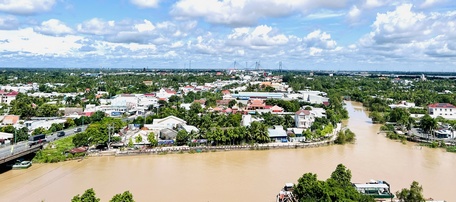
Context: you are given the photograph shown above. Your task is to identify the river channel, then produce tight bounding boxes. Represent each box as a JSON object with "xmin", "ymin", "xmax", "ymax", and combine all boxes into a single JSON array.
[{"xmin": 0, "ymin": 101, "xmax": 455, "ymax": 202}]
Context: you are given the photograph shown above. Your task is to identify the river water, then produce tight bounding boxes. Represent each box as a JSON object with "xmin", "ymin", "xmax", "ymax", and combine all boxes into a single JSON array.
[{"xmin": 0, "ymin": 102, "xmax": 455, "ymax": 202}]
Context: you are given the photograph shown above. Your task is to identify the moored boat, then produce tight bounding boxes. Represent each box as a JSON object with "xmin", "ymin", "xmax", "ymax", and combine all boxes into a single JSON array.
[
  {"xmin": 353, "ymin": 180, "xmax": 394, "ymax": 200},
  {"xmin": 276, "ymin": 183, "xmax": 297, "ymax": 202},
  {"xmin": 12, "ymin": 160, "xmax": 32, "ymax": 169}
]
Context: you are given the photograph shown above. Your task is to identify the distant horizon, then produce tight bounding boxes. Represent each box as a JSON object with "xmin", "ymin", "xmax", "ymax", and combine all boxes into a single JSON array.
[
  {"xmin": 0, "ymin": 1, "xmax": 455, "ymax": 71},
  {"xmin": 2, "ymin": 66, "xmax": 456, "ymax": 74}
]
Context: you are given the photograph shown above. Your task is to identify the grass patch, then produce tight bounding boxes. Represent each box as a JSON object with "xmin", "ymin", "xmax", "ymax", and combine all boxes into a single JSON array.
[
  {"xmin": 33, "ymin": 136, "xmax": 83, "ymax": 163},
  {"xmin": 446, "ymin": 146, "xmax": 456, "ymax": 153}
]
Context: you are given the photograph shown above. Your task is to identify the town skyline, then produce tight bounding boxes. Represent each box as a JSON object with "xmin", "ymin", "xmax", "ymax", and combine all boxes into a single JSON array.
[{"xmin": 0, "ymin": 0, "xmax": 455, "ymax": 71}]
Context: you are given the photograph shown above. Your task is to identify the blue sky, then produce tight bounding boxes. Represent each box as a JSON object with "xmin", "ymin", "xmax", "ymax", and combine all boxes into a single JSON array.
[{"xmin": 0, "ymin": 0, "xmax": 455, "ymax": 71}]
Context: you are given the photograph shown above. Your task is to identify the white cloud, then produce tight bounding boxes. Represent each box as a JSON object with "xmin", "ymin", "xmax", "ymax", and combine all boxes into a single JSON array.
[
  {"xmin": 0, "ymin": 0, "xmax": 56, "ymax": 15},
  {"xmin": 34, "ymin": 19, "xmax": 73, "ymax": 36},
  {"xmin": 348, "ymin": 5, "xmax": 361, "ymax": 20},
  {"xmin": 77, "ymin": 18, "xmax": 118, "ymax": 35},
  {"xmin": 359, "ymin": 4, "xmax": 456, "ymax": 59},
  {"xmin": 364, "ymin": 0, "xmax": 385, "ymax": 8},
  {"xmin": 0, "ymin": 28, "xmax": 82, "ymax": 56},
  {"xmin": 171, "ymin": 0, "xmax": 346, "ymax": 26},
  {"xmin": 0, "ymin": 15, "xmax": 18, "ymax": 30},
  {"xmin": 304, "ymin": 30, "xmax": 337, "ymax": 49},
  {"xmin": 130, "ymin": 0, "xmax": 160, "ymax": 8},
  {"xmin": 135, "ymin": 19, "xmax": 155, "ymax": 32},
  {"xmin": 227, "ymin": 25, "xmax": 289, "ymax": 47}
]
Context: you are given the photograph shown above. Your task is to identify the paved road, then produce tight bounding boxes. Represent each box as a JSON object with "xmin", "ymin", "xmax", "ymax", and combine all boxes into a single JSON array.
[{"xmin": 0, "ymin": 126, "xmax": 88, "ymax": 160}]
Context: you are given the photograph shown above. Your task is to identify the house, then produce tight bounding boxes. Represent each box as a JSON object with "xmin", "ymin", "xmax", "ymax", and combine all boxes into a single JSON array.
[
  {"xmin": 2, "ymin": 115, "xmax": 20, "ymax": 125},
  {"xmin": 156, "ymin": 88, "xmax": 177, "ymax": 100},
  {"xmin": 295, "ymin": 110, "xmax": 315, "ymax": 128},
  {"xmin": 247, "ymin": 99, "xmax": 266, "ymax": 110},
  {"xmin": 268, "ymin": 125, "xmax": 288, "ymax": 142},
  {"xmin": 60, "ymin": 108, "xmax": 84, "ymax": 116},
  {"xmin": 160, "ymin": 128, "xmax": 178, "ymax": 140},
  {"xmin": 0, "ymin": 91, "xmax": 18, "ymax": 105},
  {"xmin": 131, "ymin": 130, "xmax": 151, "ymax": 145},
  {"xmin": 181, "ymin": 85, "xmax": 195, "ymax": 94},
  {"xmin": 389, "ymin": 101, "xmax": 416, "ymax": 109},
  {"xmin": 241, "ymin": 114, "xmax": 263, "ymax": 127},
  {"xmin": 143, "ymin": 81, "xmax": 154, "ymax": 86},
  {"xmin": 270, "ymin": 105, "xmax": 284, "ymax": 113},
  {"xmin": 428, "ymin": 103, "xmax": 456, "ymax": 119},
  {"xmin": 152, "ymin": 116, "xmax": 186, "ymax": 129},
  {"xmin": 178, "ymin": 124, "xmax": 199, "ymax": 134},
  {"xmin": 216, "ymin": 99, "xmax": 231, "ymax": 106}
]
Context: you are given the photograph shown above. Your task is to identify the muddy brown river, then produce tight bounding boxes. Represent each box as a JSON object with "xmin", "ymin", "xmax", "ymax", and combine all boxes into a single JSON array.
[{"xmin": 0, "ymin": 102, "xmax": 455, "ymax": 202}]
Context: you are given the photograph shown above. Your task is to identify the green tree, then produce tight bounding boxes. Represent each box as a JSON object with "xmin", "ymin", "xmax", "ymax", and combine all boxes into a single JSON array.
[
  {"xmin": 176, "ymin": 129, "xmax": 189, "ymax": 146},
  {"xmin": 128, "ymin": 138, "xmax": 134, "ymax": 148},
  {"xmin": 110, "ymin": 191, "xmax": 135, "ymax": 202},
  {"xmin": 135, "ymin": 135, "xmax": 143, "ymax": 143},
  {"xmin": 294, "ymin": 164, "xmax": 375, "ymax": 202},
  {"xmin": 396, "ymin": 181, "xmax": 425, "ymax": 202},
  {"xmin": 420, "ymin": 114, "xmax": 437, "ymax": 137},
  {"xmin": 147, "ymin": 132, "xmax": 158, "ymax": 147},
  {"xmin": 35, "ymin": 103, "xmax": 59, "ymax": 117},
  {"xmin": 71, "ymin": 188, "xmax": 100, "ymax": 202},
  {"xmin": 65, "ymin": 118, "xmax": 76, "ymax": 128},
  {"xmin": 228, "ymin": 99, "xmax": 237, "ymax": 108}
]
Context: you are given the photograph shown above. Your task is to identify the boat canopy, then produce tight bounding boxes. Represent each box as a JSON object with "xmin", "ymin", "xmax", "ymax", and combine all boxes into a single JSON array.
[{"xmin": 354, "ymin": 183, "xmax": 389, "ymax": 189}]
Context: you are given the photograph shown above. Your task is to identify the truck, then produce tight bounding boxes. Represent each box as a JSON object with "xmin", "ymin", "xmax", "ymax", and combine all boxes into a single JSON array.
[{"xmin": 28, "ymin": 134, "xmax": 46, "ymax": 146}]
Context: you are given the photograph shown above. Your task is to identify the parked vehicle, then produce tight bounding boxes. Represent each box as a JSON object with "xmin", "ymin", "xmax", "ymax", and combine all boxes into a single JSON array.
[
  {"xmin": 28, "ymin": 134, "xmax": 46, "ymax": 146},
  {"xmin": 57, "ymin": 131, "xmax": 65, "ymax": 137}
]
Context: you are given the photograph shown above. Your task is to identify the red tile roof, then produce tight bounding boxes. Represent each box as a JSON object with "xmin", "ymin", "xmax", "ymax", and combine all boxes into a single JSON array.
[
  {"xmin": 295, "ymin": 110, "xmax": 310, "ymax": 115},
  {"xmin": 428, "ymin": 103, "xmax": 456, "ymax": 108},
  {"xmin": 6, "ymin": 91, "xmax": 18, "ymax": 96},
  {"xmin": 165, "ymin": 89, "xmax": 176, "ymax": 94}
]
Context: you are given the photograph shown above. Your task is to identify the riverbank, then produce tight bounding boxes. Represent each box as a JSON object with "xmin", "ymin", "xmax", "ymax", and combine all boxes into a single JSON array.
[{"xmin": 88, "ymin": 136, "xmax": 337, "ymax": 157}]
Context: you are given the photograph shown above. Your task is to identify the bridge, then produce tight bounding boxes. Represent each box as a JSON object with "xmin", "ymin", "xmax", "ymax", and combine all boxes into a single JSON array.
[
  {"xmin": 0, "ymin": 125, "xmax": 88, "ymax": 165},
  {"xmin": 0, "ymin": 143, "xmax": 44, "ymax": 164}
]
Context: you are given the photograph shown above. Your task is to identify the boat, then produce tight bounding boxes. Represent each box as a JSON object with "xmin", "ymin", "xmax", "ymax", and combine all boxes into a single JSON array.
[
  {"xmin": 12, "ymin": 160, "xmax": 32, "ymax": 169},
  {"xmin": 353, "ymin": 180, "xmax": 394, "ymax": 199},
  {"xmin": 276, "ymin": 183, "xmax": 297, "ymax": 202}
]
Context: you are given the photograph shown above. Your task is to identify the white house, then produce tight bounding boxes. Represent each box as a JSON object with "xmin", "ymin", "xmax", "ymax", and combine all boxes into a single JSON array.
[
  {"xmin": 241, "ymin": 114, "xmax": 263, "ymax": 127},
  {"xmin": 428, "ymin": 103, "xmax": 456, "ymax": 120},
  {"xmin": 156, "ymin": 88, "xmax": 176, "ymax": 100},
  {"xmin": 295, "ymin": 110, "xmax": 315, "ymax": 128},
  {"xmin": 389, "ymin": 101, "xmax": 416, "ymax": 109}
]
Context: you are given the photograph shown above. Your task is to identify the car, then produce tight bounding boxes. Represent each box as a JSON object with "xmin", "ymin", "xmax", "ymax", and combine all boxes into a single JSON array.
[
  {"xmin": 57, "ymin": 131, "xmax": 65, "ymax": 137},
  {"xmin": 74, "ymin": 128, "xmax": 82, "ymax": 133}
]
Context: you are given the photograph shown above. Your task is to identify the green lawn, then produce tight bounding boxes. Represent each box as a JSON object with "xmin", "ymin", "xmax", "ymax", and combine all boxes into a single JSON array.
[{"xmin": 33, "ymin": 136, "xmax": 84, "ymax": 163}]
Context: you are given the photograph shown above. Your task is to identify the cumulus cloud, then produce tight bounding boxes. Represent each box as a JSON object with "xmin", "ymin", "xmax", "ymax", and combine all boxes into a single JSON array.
[
  {"xmin": 76, "ymin": 18, "xmax": 195, "ymax": 44},
  {"xmin": 130, "ymin": 0, "xmax": 160, "ymax": 8},
  {"xmin": 304, "ymin": 30, "xmax": 337, "ymax": 49},
  {"xmin": 34, "ymin": 19, "xmax": 73, "ymax": 36},
  {"xmin": 359, "ymin": 4, "xmax": 456, "ymax": 59},
  {"xmin": 0, "ymin": 28, "xmax": 82, "ymax": 56},
  {"xmin": 0, "ymin": 15, "xmax": 18, "ymax": 30},
  {"xmin": 227, "ymin": 25, "xmax": 289, "ymax": 48},
  {"xmin": 171, "ymin": 0, "xmax": 346, "ymax": 26},
  {"xmin": 0, "ymin": 0, "xmax": 56, "ymax": 15},
  {"xmin": 347, "ymin": 5, "xmax": 361, "ymax": 21}
]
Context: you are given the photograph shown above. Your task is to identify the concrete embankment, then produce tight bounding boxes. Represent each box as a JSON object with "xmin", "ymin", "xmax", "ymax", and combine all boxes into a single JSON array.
[{"xmin": 87, "ymin": 139, "xmax": 336, "ymax": 157}]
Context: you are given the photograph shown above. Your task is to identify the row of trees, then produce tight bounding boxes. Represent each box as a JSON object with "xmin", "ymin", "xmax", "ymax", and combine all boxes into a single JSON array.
[
  {"xmin": 72, "ymin": 188, "xmax": 134, "ymax": 202},
  {"xmin": 175, "ymin": 121, "xmax": 270, "ymax": 146}
]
